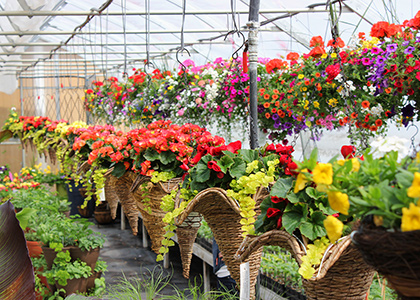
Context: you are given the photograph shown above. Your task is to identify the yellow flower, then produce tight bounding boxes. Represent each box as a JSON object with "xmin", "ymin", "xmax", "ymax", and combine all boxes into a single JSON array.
[
  {"xmin": 350, "ymin": 158, "xmax": 360, "ymax": 172},
  {"xmin": 331, "ymin": 53, "xmax": 337, "ymax": 58},
  {"xmin": 313, "ymin": 101, "xmax": 320, "ymax": 108},
  {"xmin": 321, "ymin": 53, "xmax": 328, "ymax": 59},
  {"xmin": 407, "ymin": 172, "xmax": 420, "ymax": 198},
  {"xmin": 373, "ymin": 215, "xmax": 383, "ymax": 227},
  {"xmin": 337, "ymin": 159, "xmax": 345, "ymax": 166},
  {"xmin": 328, "ymin": 98, "xmax": 338, "ymax": 107},
  {"xmin": 324, "ymin": 215, "xmax": 343, "ymax": 243},
  {"xmin": 401, "ymin": 203, "xmax": 420, "ymax": 232},
  {"xmin": 312, "ymin": 163, "xmax": 333, "ymax": 185},
  {"xmin": 298, "ymin": 74, "xmax": 304, "ymax": 79},
  {"xmin": 327, "ymin": 191, "xmax": 349, "ymax": 215},
  {"xmin": 294, "ymin": 169, "xmax": 309, "ymax": 193}
]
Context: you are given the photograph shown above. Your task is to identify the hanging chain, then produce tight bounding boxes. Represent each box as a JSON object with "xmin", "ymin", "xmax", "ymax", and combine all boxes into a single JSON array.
[
  {"xmin": 121, "ymin": 0, "xmax": 128, "ymax": 78},
  {"xmin": 144, "ymin": 0, "xmax": 153, "ymax": 105}
]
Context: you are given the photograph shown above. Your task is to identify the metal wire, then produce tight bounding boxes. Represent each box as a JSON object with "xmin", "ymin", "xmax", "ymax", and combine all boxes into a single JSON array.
[{"xmin": 121, "ymin": 0, "xmax": 128, "ymax": 77}]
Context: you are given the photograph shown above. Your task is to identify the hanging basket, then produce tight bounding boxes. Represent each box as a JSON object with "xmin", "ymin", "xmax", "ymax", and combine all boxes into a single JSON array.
[
  {"xmin": 176, "ymin": 186, "xmax": 269, "ymax": 300},
  {"xmin": 112, "ymin": 171, "xmax": 140, "ymax": 235},
  {"xmin": 352, "ymin": 224, "xmax": 420, "ymax": 300},
  {"xmin": 235, "ymin": 230, "xmax": 374, "ymax": 300},
  {"xmin": 129, "ymin": 173, "xmax": 181, "ymax": 254},
  {"xmin": 175, "ymin": 211, "xmax": 202, "ymax": 279}
]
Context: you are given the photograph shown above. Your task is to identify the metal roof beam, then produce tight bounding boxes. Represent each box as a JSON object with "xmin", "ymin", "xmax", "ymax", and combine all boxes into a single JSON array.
[
  {"xmin": 0, "ymin": 8, "xmax": 346, "ymax": 17},
  {"xmin": 0, "ymin": 28, "xmax": 282, "ymax": 36},
  {"xmin": 0, "ymin": 51, "xmax": 169, "ymax": 55},
  {"xmin": 0, "ymin": 41, "xmax": 228, "ymax": 47}
]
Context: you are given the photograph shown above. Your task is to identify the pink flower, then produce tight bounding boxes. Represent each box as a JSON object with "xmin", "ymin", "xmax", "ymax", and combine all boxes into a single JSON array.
[{"xmin": 177, "ymin": 108, "xmax": 185, "ymax": 116}]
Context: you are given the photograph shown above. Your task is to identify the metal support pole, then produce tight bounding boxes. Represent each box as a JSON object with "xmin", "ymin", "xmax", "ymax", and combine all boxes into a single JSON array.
[
  {"xmin": 54, "ymin": 57, "xmax": 61, "ymax": 120},
  {"xmin": 19, "ymin": 77, "xmax": 25, "ymax": 169},
  {"xmin": 247, "ymin": 0, "xmax": 260, "ymax": 149},
  {"xmin": 203, "ymin": 261, "xmax": 211, "ymax": 293}
]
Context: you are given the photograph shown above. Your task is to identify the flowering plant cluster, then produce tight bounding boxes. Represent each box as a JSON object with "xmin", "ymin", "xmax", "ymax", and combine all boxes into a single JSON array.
[{"xmin": 0, "ymin": 166, "xmax": 41, "ymax": 200}]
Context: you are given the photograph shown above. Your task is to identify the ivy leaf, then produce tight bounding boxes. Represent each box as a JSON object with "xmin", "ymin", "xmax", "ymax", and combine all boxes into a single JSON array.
[
  {"xmin": 240, "ymin": 149, "xmax": 259, "ymax": 164},
  {"xmin": 111, "ymin": 162, "xmax": 127, "ymax": 178},
  {"xmin": 282, "ymin": 203, "xmax": 308, "ymax": 234},
  {"xmin": 229, "ymin": 158, "xmax": 247, "ymax": 179},
  {"xmin": 299, "ymin": 211, "xmax": 327, "ymax": 241},
  {"xmin": 271, "ymin": 177, "xmax": 294, "ymax": 198}
]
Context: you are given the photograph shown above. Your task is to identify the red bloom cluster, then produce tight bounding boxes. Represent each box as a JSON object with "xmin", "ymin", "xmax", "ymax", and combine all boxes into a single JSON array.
[
  {"xmin": 325, "ymin": 64, "xmax": 341, "ymax": 83},
  {"xmin": 265, "ymin": 143, "xmax": 297, "ymax": 176},
  {"xmin": 265, "ymin": 58, "xmax": 288, "ymax": 73},
  {"xmin": 370, "ymin": 21, "xmax": 402, "ymax": 38}
]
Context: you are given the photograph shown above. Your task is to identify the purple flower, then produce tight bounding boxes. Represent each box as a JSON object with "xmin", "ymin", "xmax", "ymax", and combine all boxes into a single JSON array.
[
  {"xmin": 386, "ymin": 43, "xmax": 398, "ymax": 53},
  {"xmin": 402, "ymin": 41, "xmax": 410, "ymax": 46},
  {"xmin": 272, "ymin": 114, "xmax": 279, "ymax": 121},
  {"xmin": 404, "ymin": 46, "xmax": 415, "ymax": 54},
  {"xmin": 375, "ymin": 56, "xmax": 385, "ymax": 65},
  {"xmin": 371, "ymin": 47, "xmax": 383, "ymax": 54}
]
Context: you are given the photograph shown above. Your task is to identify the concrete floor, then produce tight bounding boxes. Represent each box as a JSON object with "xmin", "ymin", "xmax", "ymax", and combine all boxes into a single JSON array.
[{"xmin": 66, "ymin": 216, "xmax": 217, "ymax": 299}]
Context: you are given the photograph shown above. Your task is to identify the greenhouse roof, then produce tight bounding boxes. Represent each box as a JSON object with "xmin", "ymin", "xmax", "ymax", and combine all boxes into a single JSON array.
[{"xmin": 0, "ymin": 0, "xmax": 419, "ymax": 93}]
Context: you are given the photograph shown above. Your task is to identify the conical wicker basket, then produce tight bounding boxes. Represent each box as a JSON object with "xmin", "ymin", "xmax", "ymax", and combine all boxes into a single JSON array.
[
  {"xmin": 104, "ymin": 173, "xmax": 119, "ymax": 219},
  {"xmin": 175, "ymin": 211, "xmax": 202, "ymax": 279},
  {"xmin": 129, "ymin": 172, "xmax": 181, "ymax": 254},
  {"xmin": 176, "ymin": 186, "xmax": 269, "ymax": 300},
  {"xmin": 112, "ymin": 171, "xmax": 140, "ymax": 235},
  {"xmin": 352, "ymin": 224, "xmax": 420, "ymax": 300},
  {"xmin": 235, "ymin": 230, "xmax": 374, "ymax": 300}
]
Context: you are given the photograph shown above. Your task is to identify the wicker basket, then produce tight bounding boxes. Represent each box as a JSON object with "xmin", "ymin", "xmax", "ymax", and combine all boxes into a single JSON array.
[
  {"xmin": 129, "ymin": 173, "xmax": 182, "ymax": 254},
  {"xmin": 352, "ymin": 224, "xmax": 420, "ymax": 299},
  {"xmin": 235, "ymin": 230, "xmax": 374, "ymax": 300},
  {"xmin": 103, "ymin": 174, "xmax": 119, "ymax": 219},
  {"xmin": 112, "ymin": 171, "xmax": 140, "ymax": 235},
  {"xmin": 175, "ymin": 211, "xmax": 202, "ymax": 279},
  {"xmin": 176, "ymin": 186, "xmax": 269, "ymax": 300}
]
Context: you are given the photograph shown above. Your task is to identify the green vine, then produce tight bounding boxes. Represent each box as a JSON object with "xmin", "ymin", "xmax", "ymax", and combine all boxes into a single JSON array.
[
  {"xmin": 227, "ymin": 158, "xmax": 279, "ymax": 237},
  {"xmin": 298, "ymin": 237, "xmax": 329, "ymax": 279}
]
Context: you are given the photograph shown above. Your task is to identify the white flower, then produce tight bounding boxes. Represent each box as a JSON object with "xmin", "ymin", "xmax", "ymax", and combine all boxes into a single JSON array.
[{"xmin": 370, "ymin": 135, "xmax": 409, "ymax": 162}]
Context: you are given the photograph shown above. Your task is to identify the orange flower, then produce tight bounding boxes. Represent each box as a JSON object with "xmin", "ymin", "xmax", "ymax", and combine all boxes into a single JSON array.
[
  {"xmin": 273, "ymin": 89, "xmax": 279, "ymax": 94},
  {"xmin": 271, "ymin": 108, "xmax": 277, "ymax": 113},
  {"xmin": 265, "ymin": 113, "xmax": 271, "ymax": 119},
  {"xmin": 361, "ymin": 101, "xmax": 370, "ymax": 109},
  {"xmin": 275, "ymin": 101, "xmax": 280, "ymax": 107},
  {"xmin": 370, "ymin": 125, "xmax": 378, "ymax": 131},
  {"xmin": 263, "ymin": 102, "xmax": 270, "ymax": 108},
  {"xmin": 277, "ymin": 110, "xmax": 285, "ymax": 118},
  {"xmin": 351, "ymin": 112, "xmax": 358, "ymax": 119},
  {"xmin": 309, "ymin": 36, "xmax": 324, "ymax": 47},
  {"xmin": 315, "ymin": 72, "xmax": 321, "ymax": 77},
  {"xmin": 272, "ymin": 94, "xmax": 279, "ymax": 100},
  {"xmin": 375, "ymin": 119, "xmax": 383, "ymax": 127},
  {"xmin": 385, "ymin": 87, "xmax": 392, "ymax": 94},
  {"xmin": 259, "ymin": 88, "xmax": 266, "ymax": 93},
  {"xmin": 327, "ymin": 37, "xmax": 345, "ymax": 48},
  {"xmin": 286, "ymin": 52, "xmax": 300, "ymax": 61},
  {"xmin": 264, "ymin": 94, "xmax": 270, "ymax": 100}
]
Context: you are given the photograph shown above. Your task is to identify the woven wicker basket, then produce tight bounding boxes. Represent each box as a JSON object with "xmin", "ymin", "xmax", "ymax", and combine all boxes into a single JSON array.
[
  {"xmin": 176, "ymin": 186, "xmax": 269, "ymax": 300},
  {"xmin": 235, "ymin": 230, "xmax": 374, "ymax": 300},
  {"xmin": 175, "ymin": 211, "xmax": 202, "ymax": 279},
  {"xmin": 129, "ymin": 172, "xmax": 181, "ymax": 254},
  {"xmin": 112, "ymin": 171, "xmax": 140, "ymax": 235},
  {"xmin": 352, "ymin": 224, "xmax": 420, "ymax": 299},
  {"xmin": 104, "ymin": 174, "xmax": 119, "ymax": 219}
]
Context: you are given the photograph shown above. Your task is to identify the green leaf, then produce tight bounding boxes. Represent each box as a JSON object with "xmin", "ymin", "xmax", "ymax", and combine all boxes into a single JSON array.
[
  {"xmin": 111, "ymin": 162, "xmax": 127, "ymax": 178},
  {"xmin": 15, "ymin": 208, "xmax": 36, "ymax": 230},
  {"xmin": 218, "ymin": 156, "xmax": 234, "ymax": 174},
  {"xmin": 299, "ymin": 211, "xmax": 327, "ymax": 240},
  {"xmin": 0, "ymin": 130, "xmax": 13, "ymax": 143},
  {"xmin": 159, "ymin": 151, "xmax": 177, "ymax": 165},
  {"xmin": 305, "ymin": 187, "xmax": 323, "ymax": 200},
  {"xmin": 240, "ymin": 149, "xmax": 259, "ymax": 164},
  {"xmin": 0, "ymin": 201, "xmax": 36, "ymax": 299},
  {"xmin": 286, "ymin": 191, "xmax": 300, "ymax": 204},
  {"xmin": 143, "ymin": 148, "xmax": 160, "ymax": 161},
  {"xmin": 194, "ymin": 162, "xmax": 211, "ymax": 183},
  {"xmin": 282, "ymin": 203, "xmax": 308, "ymax": 234},
  {"xmin": 271, "ymin": 177, "xmax": 294, "ymax": 198},
  {"xmin": 229, "ymin": 158, "xmax": 247, "ymax": 179},
  {"xmin": 318, "ymin": 202, "xmax": 337, "ymax": 215}
]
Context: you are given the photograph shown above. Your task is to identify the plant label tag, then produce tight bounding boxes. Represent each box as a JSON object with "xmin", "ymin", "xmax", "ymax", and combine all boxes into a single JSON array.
[
  {"xmin": 240, "ymin": 262, "xmax": 250, "ymax": 300},
  {"xmin": 99, "ymin": 188, "xmax": 106, "ymax": 201}
]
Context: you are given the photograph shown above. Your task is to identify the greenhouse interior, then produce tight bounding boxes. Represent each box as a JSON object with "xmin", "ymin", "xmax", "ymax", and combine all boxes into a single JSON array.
[{"xmin": 1, "ymin": 0, "xmax": 420, "ymax": 299}]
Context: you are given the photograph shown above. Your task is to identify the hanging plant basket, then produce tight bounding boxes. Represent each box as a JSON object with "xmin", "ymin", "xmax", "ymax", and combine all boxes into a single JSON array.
[
  {"xmin": 352, "ymin": 223, "xmax": 420, "ymax": 300},
  {"xmin": 129, "ymin": 173, "xmax": 181, "ymax": 254},
  {"xmin": 235, "ymin": 230, "xmax": 374, "ymax": 300},
  {"xmin": 112, "ymin": 171, "xmax": 140, "ymax": 235},
  {"xmin": 175, "ymin": 210, "xmax": 202, "ymax": 279},
  {"xmin": 103, "ymin": 174, "xmax": 119, "ymax": 220},
  {"xmin": 176, "ymin": 186, "xmax": 269, "ymax": 300}
]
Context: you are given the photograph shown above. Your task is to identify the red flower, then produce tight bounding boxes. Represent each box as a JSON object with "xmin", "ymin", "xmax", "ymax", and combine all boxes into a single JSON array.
[
  {"xmin": 308, "ymin": 46, "xmax": 326, "ymax": 58},
  {"xmin": 226, "ymin": 141, "xmax": 242, "ymax": 154},
  {"xmin": 265, "ymin": 58, "xmax": 286, "ymax": 73},
  {"xmin": 325, "ymin": 64, "xmax": 341, "ymax": 83},
  {"xmin": 309, "ymin": 36, "xmax": 324, "ymax": 47},
  {"xmin": 266, "ymin": 144, "xmax": 276, "ymax": 152},
  {"xmin": 207, "ymin": 160, "xmax": 222, "ymax": 172},
  {"xmin": 216, "ymin": 172, "xmax": 224, "ymax": 179},
  {"xmin": 286, "ymin": 52, "xmax": 299, "ymax": 61},
  {"xmin": 276, "ymin": 216, "xmax": 283, "ymax": 229},
  {"xmin": 271, "ymin": 196, "xmax": 288, "ymax": 204},
  {"xmin": 327, "ymin": 37, "xmax": 345, "ymax": 48},
  {"xmin": 341, "ymin": 145, "xmax": 356, "ymax": 159},
  {"xmin": 266, "ymin": 207, "xmax": 282, "ymax": 218}
]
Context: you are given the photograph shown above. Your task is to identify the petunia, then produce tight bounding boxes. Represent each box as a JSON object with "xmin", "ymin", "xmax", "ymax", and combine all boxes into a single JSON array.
[
  {"xmin": 324, "ymin": 215, "xmax": 343, "ymax": 243},
  {"xmin": 407, "ymin": 172, "xmax": 420, "ymax": 198},
  {"xmin": 327, "ymin": 191, "xmax": 349, "ymax": 215},
  {"xmin": 401, "ymin": 203, "xmax": 420, "ymax": 232},
  {"xmin": 312, "ymin": 163, "xmax": 333, "ymax": 185}
]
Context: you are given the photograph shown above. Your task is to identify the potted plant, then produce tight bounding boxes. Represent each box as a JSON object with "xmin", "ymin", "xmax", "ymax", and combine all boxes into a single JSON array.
[
  {"xmin": 44, "ymin": 250, "xmax": 92, "ymax": 297},
  {"xmin": 86, "ymin": 259, "xmax": 107, "ymax": 291}
]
